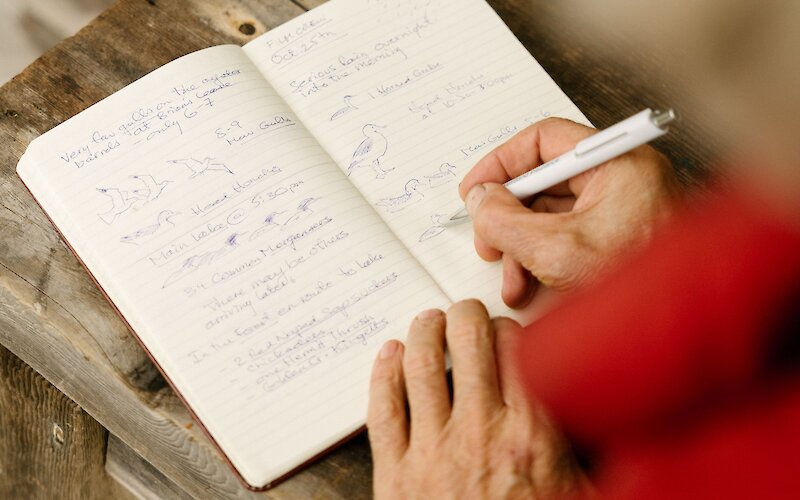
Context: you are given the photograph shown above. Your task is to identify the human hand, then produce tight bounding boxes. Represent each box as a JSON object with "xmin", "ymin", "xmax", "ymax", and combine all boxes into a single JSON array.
[
  {"xmin": 459, "ymin": 117, "xmax": 680, "ymax": 310},
  {"xmin": 367, "ymin": 300, "xmax": 588, "ymax": 499}
]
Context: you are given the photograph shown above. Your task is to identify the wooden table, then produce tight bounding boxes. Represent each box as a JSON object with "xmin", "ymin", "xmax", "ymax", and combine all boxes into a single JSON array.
[{"xmin": 0, "ymin": 0, "xmax": 715, "ymax": 498}]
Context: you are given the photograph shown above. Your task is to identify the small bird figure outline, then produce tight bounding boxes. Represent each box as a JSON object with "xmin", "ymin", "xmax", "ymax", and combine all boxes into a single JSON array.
[
  {"xmin": 168, "ymin": 157, "xmax": 234, "ymax": 178},
  {"xmin": 419, "ymin": 213, "xmax": 448, "ymax": 242},
  {"xmin": 330, "ymin": 95, "xmax": 359, "ymax": 121},
  {"xmin": 283, "ymin": 197, "xmax": 321, "ymax": 228},
  {"xmin": 424, "ymin": 163, "xmax": 458, "ymax": 188},
  {"xmin": 347, "ymin": 124, "xmax": 393, "ymax": 179},
  {"xmin": 129, "ymin": 174, "xmax": 172, "ymax": 202},
  {"xmin": 96, "ymin": 187, "xmax": 137, "ymax": 224},
  {"xmin": 376, "ymin": 179, "xmax": 424, "ymax": 213},
  {"xmin": 119, "ymin": 210, "xmax": 180, "ymax": 244}
]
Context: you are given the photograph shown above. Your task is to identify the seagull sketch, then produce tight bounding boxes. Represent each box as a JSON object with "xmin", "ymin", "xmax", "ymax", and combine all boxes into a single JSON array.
[
  {"xmin": 425, "ymin": 163, "xmax": 458, "ymax": 188},
  {"xmin": 375, "ymin": 179, "xmax": 424, "ymax": 213},
  {"xmin": 119, "ymin": 210, "xmax": 180, "ymax": 244},
  {"xmin": 330, "ymin": 95, "xmax": 359, "ymax": 121},
  {"xmin": 347, "ymin": 124, "xmax": 393, "ymax": 179},
  {"xmin": 168, "ymin": 157, "xmax": 234, "ymax": 178},
  {"xmin": 97, "ymin": 188, "xmax": 137, "ymax": 224},
  {"xmin": 130, "ymin": 174, "xmax": 172, "ymax": 202},
  {"xmin": 419, "ymin": 214, "xmax": 448, "ymax": 242}
]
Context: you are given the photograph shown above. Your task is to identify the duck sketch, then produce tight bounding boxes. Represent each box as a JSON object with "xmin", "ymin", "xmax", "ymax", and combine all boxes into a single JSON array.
[
  {"xmin": 376, "ymin": 179, "xmax": 424, "ymax": 213},
  {"xmin": 130, "ymin": 174, "xmax": 172, "ymax": 202},
  {"xmin": 97, "ymin": 187, "xmax": 137, "ymax": 224},
  {"xmin": 168, "ymin": 157, "xmax": 234, "ymax": 178},
  {"xmin": 347, "ymin": 124, "xmax": 393, "ymax": 179},
  {"xmin": 419, "ymin": 213, "xmax": 448, "ymax": 242},
  {"xmin": 424, "ymin": 163, "xmax": 458, "ymax": 188},
  {"xmin": 119, "ymin": 210, "xmax": 180, "ymax": 244},
  {"xmin": 330, "ymin": 95, "xmax": 359, "ymax": 121}
]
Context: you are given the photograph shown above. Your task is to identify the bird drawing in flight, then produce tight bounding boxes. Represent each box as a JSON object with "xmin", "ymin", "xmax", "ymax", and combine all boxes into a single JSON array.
[
  {"xmin": 168, "ymin": 157, "xmax": 234, "ymax": 178},
  {"xmin": 347, "ymin": 124, "xmax": 393, "ymax": 179},
  {"xmin": 96, "ymin": 188, "xmax": 137, "ymax": 224},
  {"xmin": 375, "ymin": 179, "xmax": 424, "ymax": 213},
  {"xmin": 130, "ymin": 174, "xmax": 172, "ymax": 202}
]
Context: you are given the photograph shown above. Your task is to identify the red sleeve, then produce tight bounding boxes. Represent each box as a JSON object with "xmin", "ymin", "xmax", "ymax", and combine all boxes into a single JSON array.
[{"xmin": 517, "ymin": 189, "xmax": 800, "ymax": 497}]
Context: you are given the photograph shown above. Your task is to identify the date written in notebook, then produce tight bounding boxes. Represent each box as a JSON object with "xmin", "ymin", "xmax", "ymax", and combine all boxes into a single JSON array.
[{"xmin": 17, "ymin": 0, "xmax": 588, "ymax": 490}]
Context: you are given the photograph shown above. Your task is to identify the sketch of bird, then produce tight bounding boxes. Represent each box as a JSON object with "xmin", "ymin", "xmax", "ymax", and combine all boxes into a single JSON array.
[
  {"xmin": 97, "ymin": 187, "xmax": 137, "ymax": 224},
  {"xmin": 424, "ymin": 163, "xmax": 458, "ymax": 188},
  {"xmin": 168, "ymin": 157, "xmax": 234, "ymax": 178},
  {"xmin": 419, "ymin": 214, "xmax": 448, "ymax": 242},
  {"xmin": 248, "ymin": 210, "xmax": 286, "ymax": 242},
  {"xmin": 225, "ymin": 232, "xmax": 248, "ymax": 247},
  {"xmin": 375, "ymin": 179, "xmax": 424, "ymax": 213},
  {"xmin": 330, "ymin": 95, "xmax": 359, "ymax": 121},
  {"xmin": 130, "ymin": 174, "xmax": 172, "ymax": 202},
  {"xmin": 347, "ymin": 124, "xmax": 393, "ymax": 179},
  {"xmin": 119, "ymin": 210, "xmax": 180, "ymax": 244},
  {"xmin": 283, "ymin": 197, "xmax": 321, "ymax": 227}
]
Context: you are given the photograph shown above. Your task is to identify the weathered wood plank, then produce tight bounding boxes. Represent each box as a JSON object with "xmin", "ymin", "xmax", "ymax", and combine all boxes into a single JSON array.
[
  {"xmin": 0, "ymin": 0, "xmax": 372, "ymax": 498},
  {"xmin": 0, "ymin": 0, "xmax": 715, "ymax": 498},
  {"xmin": 0, "ymin": 344, "xmax": 135, "ymax": 499},
  {"xmin": 106, "ymin": 433, "xmax": 195, "ymax": 500}
]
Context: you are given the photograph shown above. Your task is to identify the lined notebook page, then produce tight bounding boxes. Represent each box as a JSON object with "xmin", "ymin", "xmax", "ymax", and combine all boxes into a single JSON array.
[
  {"xmin": 18, "ymin": 45, "xmax": 449, "ymax": 487},
  {"xmin": 244, "ymin": 0, "xmax": 589, "ymax": 321}
]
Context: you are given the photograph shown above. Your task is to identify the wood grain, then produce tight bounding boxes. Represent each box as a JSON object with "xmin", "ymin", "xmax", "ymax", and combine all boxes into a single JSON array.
[
  {"xmin": 0, "ymin": 345, "xmax": 134, "ymax": 499},
  {"xmin": 106, "ymin": 433, "xmax": 195, "ymax": 500},
  {"xmin": 0, "ymin": 0, "xmax": 372, "ymax": 498},
  {"xmin": 0, "ymin": 0, "xmax": 715, "ymax": 498}
]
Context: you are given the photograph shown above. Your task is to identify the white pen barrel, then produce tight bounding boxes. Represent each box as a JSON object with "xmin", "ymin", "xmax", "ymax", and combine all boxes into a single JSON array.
[{"xmin": 504, "ymin": 109, "xmax": 668, "ymax": 198}]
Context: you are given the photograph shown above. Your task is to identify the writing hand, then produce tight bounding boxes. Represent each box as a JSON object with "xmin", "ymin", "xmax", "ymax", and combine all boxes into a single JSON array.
[
  {"xmin": 367, "ymin": 300, "xmax": 588, "ymax": 499},
  {"xmin": 459, "ymin": 118, "xmax": 679, "ymax": 310}
]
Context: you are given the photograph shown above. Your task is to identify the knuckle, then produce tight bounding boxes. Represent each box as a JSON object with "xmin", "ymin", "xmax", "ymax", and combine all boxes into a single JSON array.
[
  {"xmin": 540, "ymin": 116, "xmax": 566, "ymax": 127},
  {"xmin": 368, "ymin": 397, "xmax": 404, "ymax": 428},
  {"xmin": 403, "ymin": 349, "xmax": 445, "ymax": 379},
  {"xmin": 472, "ymin": 209, "xmax": 493, "ymax": 238},
  {"xmin": 451, "ymin": 319, "xmax": 491, "ymax": 351}
]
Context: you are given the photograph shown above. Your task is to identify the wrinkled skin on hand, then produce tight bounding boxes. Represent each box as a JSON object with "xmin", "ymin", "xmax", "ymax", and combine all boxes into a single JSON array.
[
  {"xmin": 460, "ymin": 117, "xmax": 680, "ymax": 310},
  {"xmin": 368, "ymin": 301, "xmax": 591, "ymax": 499}
]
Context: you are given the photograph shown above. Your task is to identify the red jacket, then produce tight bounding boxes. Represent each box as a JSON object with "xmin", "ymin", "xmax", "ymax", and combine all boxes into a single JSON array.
[{"xmin": 519, "ymin": 189, "xmax": 800, "ymax": 499}]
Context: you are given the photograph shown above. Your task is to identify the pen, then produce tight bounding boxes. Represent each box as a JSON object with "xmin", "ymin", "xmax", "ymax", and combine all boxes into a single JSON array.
[{"xmin": 445, "ymin": 108, "xmax": 676, "ymax": 226}]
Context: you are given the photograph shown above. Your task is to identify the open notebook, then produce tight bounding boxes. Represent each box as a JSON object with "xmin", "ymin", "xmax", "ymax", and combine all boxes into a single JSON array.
[{"xmin": 17, "ymin": 0, "xmax": 587, "ymax": 490}]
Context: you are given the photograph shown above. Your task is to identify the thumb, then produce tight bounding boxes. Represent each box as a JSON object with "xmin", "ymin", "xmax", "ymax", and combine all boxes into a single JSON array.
[{"xmin": 468, "ymin": 183, "xmax": 566, "ymax": 277}]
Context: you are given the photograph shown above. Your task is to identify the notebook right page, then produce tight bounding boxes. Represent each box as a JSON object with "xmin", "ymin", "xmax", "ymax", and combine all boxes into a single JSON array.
[{"xmin": 245, "ymin": 0, "xmax": 589, "ymax": 320}]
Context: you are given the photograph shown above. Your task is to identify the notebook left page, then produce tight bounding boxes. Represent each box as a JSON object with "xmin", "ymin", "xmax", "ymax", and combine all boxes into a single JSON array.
[{"xmin": 17, "ymin": 45, "xmax": 450, "ymax": 488}]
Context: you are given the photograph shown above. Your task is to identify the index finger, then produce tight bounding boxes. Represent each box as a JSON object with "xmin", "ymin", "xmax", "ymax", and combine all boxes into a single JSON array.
[{"xmin": 459, "ymin": 117, "xmax": 596, "ymax": 200}]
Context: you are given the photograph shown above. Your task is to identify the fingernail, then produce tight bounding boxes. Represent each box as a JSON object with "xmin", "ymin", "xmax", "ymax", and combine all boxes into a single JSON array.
[
  {"xmin": 416, "ymin": 309, "xmax": 443, "ymax": 320},
  {"xmin": 466, "ymin": 184, "xmax": 486, "ymax": 215},
  {"xmin": 380, "ymin": 340, "xmax": 399, "ymax": 359}
]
